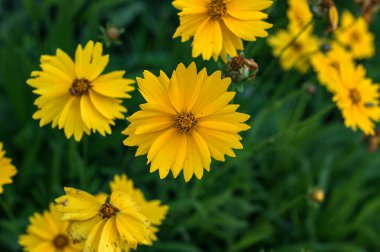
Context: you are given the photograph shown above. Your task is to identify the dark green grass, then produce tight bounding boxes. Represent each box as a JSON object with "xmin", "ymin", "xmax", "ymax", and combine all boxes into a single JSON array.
[{"xmin": 0, "ymin": 0, "xmax": 380, "ymax": 251}]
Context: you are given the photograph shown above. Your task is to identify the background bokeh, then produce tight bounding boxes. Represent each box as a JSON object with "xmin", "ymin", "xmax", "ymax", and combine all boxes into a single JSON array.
[{"xmin": 0, "ymin": 0, "xmax": 380, "ymax": 251}]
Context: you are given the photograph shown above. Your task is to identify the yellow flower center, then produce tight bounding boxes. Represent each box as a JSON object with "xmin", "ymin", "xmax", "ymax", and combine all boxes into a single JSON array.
[
  {"xmin": 208, "ymin": 0, "xmax": 227, "ymax": 19},
  {"xmin": 175, "ymin": 112, "xmax": 198, "ymax": 134},
  {"xmin": 70, "ymin": 78, "xmax": 92, "ymax": 96},
  {"xmin": 292, "ymin": 42, "xmax": 303, "ymax": 52},
  {"xmin": 350, "ymin": 31, "xmax": 360, "ymax": 42},
  {"xmin": 349, "ymin": 89, "xmax": 361, "ymax": 104},
  {"xmin": 53, "ymin": 234, "xmax": 69, "ymax": 249},
  {"xmin": 100, "ymin": 203, "xmax": 120, "ymax": 219},
  {"xmin": 330, "ymin": 61, "xmax": 340, "ymax": 70}
]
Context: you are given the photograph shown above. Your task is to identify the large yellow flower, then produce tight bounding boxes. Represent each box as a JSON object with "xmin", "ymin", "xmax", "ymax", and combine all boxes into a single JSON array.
[
  {"xmin": 55, "ymin": 187, "xmax": 152, "ymax": 251},
  {"xmin": 0, "ymin": 142, "xmax": 17, "ymax": 194},
  {"xmin": 123, "ymin": 62, "xmax": 250, "ymax": 182},
  {"xmin": 28, "ymin": 41, "xmax": 135, "ymax": 141},
  {"xmin": 110, "ymin": 174, "xmax": 169, "ymax": 250},
  {"xmin": 332, "ymin": 62, "xmax": 380, "ymax": 135},
  {"xmin": 287, "ymin": 0, "xmax": 313, "ymax": 32},
  {"xmin": 173, "ymin": 0, "xmax": 273, "ymax": 61},
  {"xmin": 335, "ymin": 10, "xmax": 375, "ymax": 59},
  {"xmin": 268, "ymin": 27, "xmax": 320, "ymax": 73},
  {"xmin": 311, "ymin": 43, "xmax": 354, "ymax": 92},
  {"xmin": 19, "ymin": 204, "xmax": 83, "ymax": 252}
]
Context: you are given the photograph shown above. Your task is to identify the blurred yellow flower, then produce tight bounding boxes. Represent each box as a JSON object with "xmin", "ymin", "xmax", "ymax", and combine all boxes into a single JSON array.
[
  {"xmin": 287, "ymin": 0, "xmax": 313, "ymax": 31},
  {"xmin": 55, "ymin": 187, "xmax": 152, "ymax": 252},
  {"xmin": 268, "ymin": 27, "xmax": 320, "ymax": 73},
  {"xmin": 311, "ymin": 43, "xmax": 353, "ymax": 92},
  {"xmin": 110, "ymin": 174, "xmax": 168, "ymax": 249},
  {"xmin": 28, "ymin": 40, "xmax": 135, "ymax": 141},
  {"xmin": 173, "ymin": 0, "xmax": 273, "ymax": 61},
  {"xmin": 123, "ymin": 62, "xmax": 250, "ymax": 182},
  {"xmin": 332, "ymin": 62, "xmax": 380, "ymax": 135},
  {"xmin": 335, "ymin": 10, "xmax": 375, "ymax": 59},
  {"xmin": 19, "ymin": 204, "xmax": 83, "ymax": 252},
  {"xmin": 0, "ymin": 143, "xmax": 17, "ymax": 194}
]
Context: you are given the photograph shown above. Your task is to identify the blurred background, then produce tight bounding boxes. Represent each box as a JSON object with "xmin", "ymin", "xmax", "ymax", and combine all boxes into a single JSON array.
[{"xmin": 0, "ymin": 0, "xmax": 380, "ymax": 251}]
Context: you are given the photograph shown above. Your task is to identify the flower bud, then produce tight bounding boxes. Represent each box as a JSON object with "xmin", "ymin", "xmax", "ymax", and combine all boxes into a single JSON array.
[{"xmin": 310, "ymin": 188, "xmax": 325, "ymax": 203}]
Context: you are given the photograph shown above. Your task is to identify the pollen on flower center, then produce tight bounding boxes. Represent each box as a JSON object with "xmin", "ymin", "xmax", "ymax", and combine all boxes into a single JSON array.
[
  {"xmin": 349, "ymin": 89, "xmax": 361, "ymax": 104},
  {"xmin": 69, "ymin": 78, "xmax": 92, "ymax": 96},
  {"xmin": 99, "ymin": 203, "xmax": 120, "ymax": 219},
  {"xmin": 175, "ymin": 112, "xmax": 198, "ymax": 134},
  {"xmin": 208, "ymin": 0, "xmax": 227, "ymax": 19},
  {"xmin": 53, "ymin": 234, "xmax": 69, "ymax": 249}
]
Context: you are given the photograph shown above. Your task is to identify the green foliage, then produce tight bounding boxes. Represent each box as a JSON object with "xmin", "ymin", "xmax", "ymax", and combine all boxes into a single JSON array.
[{"xmin": 0, "ymin": 0, "xmax": 379, "ymax": 251}]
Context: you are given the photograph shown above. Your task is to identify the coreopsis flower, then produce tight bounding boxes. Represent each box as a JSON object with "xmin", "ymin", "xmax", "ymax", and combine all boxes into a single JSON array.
[
  {"xmin": 123, "ymin": 62, "xmax": 250, "ymax": 182},
  {"xmin": 110, "ymin": 174, "xmax": 169, "ymax": 248},
  {"xmin": 311, "ymin": 43, "xmax": 353, "ymax": 92},
  {"xmin": 332, "ymin": 62, "xmax": 380, "ymax": 135},
  {"xmin": 287, "ymin": 0, "xmax": 313, "ymax": 31},
  {"xmin": 0, "ymin": 143, "xmax": 17, "ymax": 194},
  {"xmin": 172, "ymin": 0, "xmax": 273, "ymax": 61},
  {"xmin": 19, "ymin": 204, "xmax": 83, "ymax": 252},
  {"xmin": 28, "ymin": 40, "xmax": 135, "ymax": 141},
  {"xmin": 335, "ymin": 10, "xmax": 375, "ymax": 59},
  {"xmin": 268, "ymin": 27, "xmax": 320, "ymax": 73},
  {"xmin": 55, "ymin": 187, "xmax": 152, "ymax": 251}
]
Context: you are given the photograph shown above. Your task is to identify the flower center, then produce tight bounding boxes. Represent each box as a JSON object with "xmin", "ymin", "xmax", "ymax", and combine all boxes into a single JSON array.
[
  {"xmin": 350, "ymin": 31, "xmax": 360, "ymax": 42},
  {"xmin": 208, "ymin": 0, "xmax": 227, "ymax": 19},
  {"xmin": 175, "ymin": 112, "xmax": 198, "ymax": 134},
  {"xmin": 349, "ymin": 89, "xmax": 361, "ymax": 104},
  {"xmin": 330, "ymin": 61, "xmax": 340, "ymax": 70},
  {"xmin": 292, "ymin": 42, "xmax": 303, "ymax": 52},
  {"xmin": 69, "ymin": 78, "xmax": 92, "ymax": 96},
  {"xmin": 99, "ymin": 203, "xmax": 120, "ymax": 219},
  {"xmin": 53, "ymin": 234, "xmax": 69, "ymax": 249}
]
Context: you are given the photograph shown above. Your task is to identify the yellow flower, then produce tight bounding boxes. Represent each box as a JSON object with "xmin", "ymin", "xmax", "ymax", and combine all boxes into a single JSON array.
[
  {"xmin": 123, "ymin": 62, "xmax": 250, "ymax": 182},
  {"xmin": 55, "ymin": 187, "xmax": 152, "ymax": 251},
  {"xmin": 28, "ymin": 40, "xmax": 135, "ymax": 141},
  {"xmin": 0, "ymin": 143, "xmax": 17, "ymax": 194},
  {"xmin": 311, "ymin": 43, "xmax": 353, "ymax": 92},
  {"xmin": 287, "ymin": 0, "xmax": 313, "ymax": 32},
  {"xmin": 110, "ymin": 174, "xmax": 169, "ymax": 249},
  {"xmin": 19, "ymin": 204, "xmax": 83, "ymax": 252},
  {"xmin": 335, "ymin": 10, "xmax": 375, "ymax": 59},
  {"xmin": 173, "ymin": 0, "xmax": 273, "ymax": 61},
  {"xmin": 332, "ymin": 62, "xmax": 380, "ymax": 135},
  {"xmin": 268, "ymin": 27, "xmax": 320, "ymax": 73}
]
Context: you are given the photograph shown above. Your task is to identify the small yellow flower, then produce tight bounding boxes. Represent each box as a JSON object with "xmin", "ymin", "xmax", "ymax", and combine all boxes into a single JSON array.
[
  {"xmin": 335, "ymin": 10, "xmax": 375, "ymax": 59},
  {"xmin": 0, "ymin": 142, "xmax": 17, "ymax": 194},
  {"xmin": 19, "ymin": 204, "xmax": 83, "ymax": 252},
  {"xmin": 287, "ymin": 0, "xmax": 313, "ymax": 32},
  {"xmin": 28, "ymin": 40, "xmax": 135, "ymax": 141},
  {"xmin": 123, "ymin": 62, "xmax": 251, "ymax": 182},
  {"xmin": 173, "ymin": 0, "xmax": 273, "ymax": 61},
  {"xmin": 110, "ymin": 174, "xmax": 169, "ymax": 249},
  {"xmin": 268, "ymin": 27, "xmax": 320, "ymax": 73},
  {"xmin": 55, "ymin": 187, "xmax": 152, "ymax": 251},
  {"xmin": 311, "ymin": 43, "xmax": 353, "ymax": 92},
  {"xmin": 332, "ymin": 62, "xmax": 380, "ymax": 135}
]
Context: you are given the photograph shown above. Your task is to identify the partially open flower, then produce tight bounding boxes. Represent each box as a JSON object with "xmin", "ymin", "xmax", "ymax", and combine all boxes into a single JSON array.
[{"xmin": 226, "ymin": 55, "xmax": 259, "ymax": 83}]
